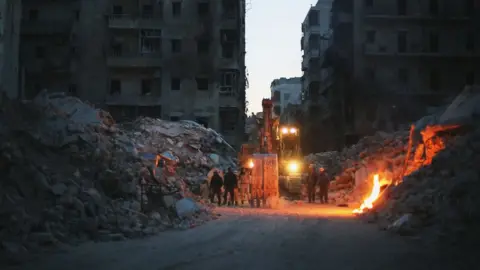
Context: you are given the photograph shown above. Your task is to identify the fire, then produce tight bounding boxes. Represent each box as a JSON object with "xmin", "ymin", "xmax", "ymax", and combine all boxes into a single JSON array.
[{"xmin": 353, "ymin": 174, "xmax": 390, "ymax": 214}]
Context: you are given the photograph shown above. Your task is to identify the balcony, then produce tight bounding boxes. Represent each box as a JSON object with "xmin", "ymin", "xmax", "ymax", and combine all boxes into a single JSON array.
[
  {"xmin": 21, "ymin": 19, "xmax": 72, "ymax": 35},
  {"xmin": 107, "ymin": 52, "xmax": 163, "ymax": 67},
  {"xmin": 108, "ymin": 15, "xmax": 163, "ymax": 30},
  {"xmin": 331, "ymin": 11, "xmax": 352, "ymax": 27},
  {"xmin": 304, "ymin": 48, "xmax": 320, "ymax": 64},
  {"xmin": 362, "ymin": 43, "xmax": 480, "ymax": 58}
]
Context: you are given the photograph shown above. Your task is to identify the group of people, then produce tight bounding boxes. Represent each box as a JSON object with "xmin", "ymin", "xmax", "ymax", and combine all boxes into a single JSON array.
[
  {"xmin": 306, "ymin": 165, "xmax": 330, "ymax": 204},
  {"xmin": 209, "ymin": 168, "xmax": 239, "ymax": 206}
]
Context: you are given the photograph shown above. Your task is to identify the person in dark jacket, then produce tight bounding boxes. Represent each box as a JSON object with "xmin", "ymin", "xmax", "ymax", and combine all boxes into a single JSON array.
[
  {"xmin": 210, "ymin": 171, "xmax": 223, "ymax": 206},
  {"xmin": 223, "ymin": 167, "xmax": 238, "ymax": 206},
  {"xmin": 306, "ymin": 165, "xmax": 318, "ymax": 203},
  {"xmin": 317, "ymin": 167, "xmax": 330, "ymax": 204}
]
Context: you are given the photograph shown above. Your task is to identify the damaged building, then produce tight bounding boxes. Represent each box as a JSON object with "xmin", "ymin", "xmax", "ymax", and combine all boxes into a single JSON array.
[
  {"xmin": 18, "ymin": 0, "xmax": 246, "ymax": 148},
  {"xmin": 315, "ymin": 0, "xmax": 480, "ymax": 151},
  {"xmin": 270, "ymin": 77, "xmax": 301, "ymax": 117},
  {"xmin": 0, "ymin": 0, "xmax": 21, "ymax": 100}
]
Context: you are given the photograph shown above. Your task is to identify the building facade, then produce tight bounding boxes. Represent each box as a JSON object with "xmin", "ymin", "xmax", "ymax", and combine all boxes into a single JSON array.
[
  {"xmin": 321, "ymin": 0, "xmax": 480, "ymax": 148},
  {"xmin": 0, "ymin": 0, "xmax": 21, "ymax": 100},
  {"xmin": 270, "ymin": 77, "xmax": 301, "ymax": 117},
  {"xmin": 19, "ymin": 0, "xmax": 247, "ymax": 148}
]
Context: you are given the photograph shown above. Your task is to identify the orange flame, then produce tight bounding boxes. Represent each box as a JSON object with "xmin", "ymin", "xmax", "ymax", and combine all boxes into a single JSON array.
[{"xmin": 353, "ymin": 174, "xmax": 386, "ymax": 214}]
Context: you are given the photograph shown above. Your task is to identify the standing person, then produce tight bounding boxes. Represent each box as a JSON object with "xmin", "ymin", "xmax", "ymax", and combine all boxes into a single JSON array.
[
  {"xmin": 210, "ymin": 171, "xmax": 223, "ymax": 206},
  {"xmin": 317, "ymin": 167, "xmax": 330, "ymax": 204},
  {"xmin": 306, "ymin": 165, "xmax": 318, "ymax": 203},
  {"xmin": 223, "ymin": 167, "xmax": 238, "ymax": 206}
]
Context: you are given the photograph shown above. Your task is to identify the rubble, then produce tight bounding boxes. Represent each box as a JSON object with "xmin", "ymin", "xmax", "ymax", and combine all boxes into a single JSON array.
[{"xmin": 0, "ymin": 91, "xmax": 231, "ymax": 262}]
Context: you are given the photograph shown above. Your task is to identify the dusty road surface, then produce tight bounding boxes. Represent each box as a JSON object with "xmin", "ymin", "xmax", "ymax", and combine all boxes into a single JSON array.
[{"xmin": 5, "ymin": 204, "xmax": 459, "ymax": 270}]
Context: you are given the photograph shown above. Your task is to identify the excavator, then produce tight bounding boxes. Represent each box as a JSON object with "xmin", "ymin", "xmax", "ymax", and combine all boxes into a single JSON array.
[{"xmin": 239, "ymin": 99, "xmax": 304, "ymax": 195}]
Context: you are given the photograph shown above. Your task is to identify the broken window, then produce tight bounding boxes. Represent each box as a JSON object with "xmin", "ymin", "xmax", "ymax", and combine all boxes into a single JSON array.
[
  {"xmin": 141, "ymin": 79, "xmax": 152, "ymax": 95},
  {"xmin": 196, "ymin": 117, "xmax": 209, "ymax": 128},
  {"xmin": 219, "ymin": 107, "xmax": 239, "ymax": 133},
  {"xmin": 220, "ymin": 70, "xmax": 237, "ymax": 95},
  {"xmin": 138, "ymin": 106, "xmax": 162, "ymax": 118},
  {"xmin": 272, "ymin": 91, "xmax": 281, "ymax": 101},
  {"xmin": 397, "ymin": 0, "xmax": 406, "ymax": 15},
  {"xmin": 222, "ymin": 44, "xmax": 234, "ymax": 58},
  {"xmin": 429, "ymin": 32, "xmax": 439, "ymax": 53},
  {"xmin": 398, "ymin": 68, "xmax": 408, "ymax": 83},
  {"xmin": 171, "ymin": 78, "xmax": 180, "ymax": 90},
  {"xmin": 196, "ymin": 78, "xmax": 209, "ymax": 90},
  {"xmin": 466, "ymin": 32, "xmax": 474, "ymax": 51},
  {"xmin": 35, "ymin": 46, "xmax": 45, "ymax": 58},
  {"xmin": 366, "ymin": 30, "xmax": 376, "ymax": 43},
  {"xmin": 397, "ymin": 31, "xmax": 407, "ymax": 53},
  {"xmin": 197, "ymin": 39, "xmax": 210, "ymax": 54},
  {"xmin": 140, "ymin": 29, "xmax": 162, "ymax": 53},
  {"xmin": 171, "ymin": 39, "xmax": 181, "ymax": 53},
  {"xmin": 429, "ymin": 71, "xmax": 440, "ymax": 92},
  {"xmin": 429, "ymin": 0, "xmax": 438, "ymax": 15},
  {"xmin": 172, "ymin": 2, "xmax": 181, "ymax": 17},
  {"xmin": 222, "ymin": 0, "xmax": 237, "ymax": 18},
  {"xmin": 142, "ymin": 5, "xmax": 153, "ymax": 18},
  {"xmin": 364, "ymin": 0, "xmax": 373, "ymax": 7},
  {"xmin": 220, "ymin": 29, "xmax": 238, "ymax": 43},
  {"xmin": 170, "ymin": 116, "xmax": 180, "ymax": 121},
  {"xmin": 112, "ymin": 5, "xmax": 123, "ymax": 16},
  {"xmin": 466, "ymin": 72, "xmax": 475, "ymax": 85},
  {"xmin": 273, "ymin": 106, "xmax": 282, "ymax": 116},
  {"xmin": 308, "ymin": 10, "xmax": 319, "ymax": 25},
  {"xmin": 29, "ymin": 9, "xmax": 38, "ymax": 20},
  {"xmin": 112, "ymin": 44, "xmax": 122, "ymax": 56},
  {"xmin": 198, "ymin": 2, "xmax": 210, "ymax": 16},
  {"xmin": 110, "ymin": 80, "xmax": 121, "ymax": 95}
]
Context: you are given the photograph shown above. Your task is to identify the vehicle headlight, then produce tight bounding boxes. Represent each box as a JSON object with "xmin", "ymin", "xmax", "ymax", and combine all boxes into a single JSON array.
[
  {"xmin": 248, "ymin": 159, "xmax": 254, "ymax": 168},
  {"xmin": 281, "ymin": 127, "xmax": 288, "ymax": 134},
  {"xmin": 287, "ymin": 161, "xmax": 299, "ymax": 172},
  {"xmin": 289, "ymin": 128, "xmax": 297, "ymax": 133}
]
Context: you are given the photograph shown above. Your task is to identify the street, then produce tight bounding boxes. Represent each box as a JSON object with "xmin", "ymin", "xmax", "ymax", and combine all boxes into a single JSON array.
[{"xmin": 5, "ymin": 203, "xmax": 459, "ymax": 270}]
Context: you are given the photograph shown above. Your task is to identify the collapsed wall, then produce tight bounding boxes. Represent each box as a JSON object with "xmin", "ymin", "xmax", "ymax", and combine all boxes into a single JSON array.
[{"xmin": 0, "ymin": 91, "xmax": 235, "ymax": 262}]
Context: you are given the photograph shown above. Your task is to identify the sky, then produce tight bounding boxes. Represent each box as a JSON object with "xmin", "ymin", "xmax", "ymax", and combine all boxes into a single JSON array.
[{"xmin": 245, "ymin": 0, "xmax": 319, "ymax": 113}]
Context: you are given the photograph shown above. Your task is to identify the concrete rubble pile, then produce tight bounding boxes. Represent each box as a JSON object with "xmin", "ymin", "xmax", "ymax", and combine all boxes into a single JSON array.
[
  {"xmin": 361, "ymin": 85, "xmax": 480, "ymax": 246},
  {"xmin": 0, "ymin": 91, "xmax": 228, "ymax": 261},
  {"xmin": 305, "ymin": 130, "xmax": 409, "ymax": 205}
]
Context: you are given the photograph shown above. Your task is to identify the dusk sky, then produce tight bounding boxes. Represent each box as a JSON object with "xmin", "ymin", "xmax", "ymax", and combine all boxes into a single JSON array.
[{"xmin": 245, "ymin": 0, "xmax": 318, "ymax": 113}]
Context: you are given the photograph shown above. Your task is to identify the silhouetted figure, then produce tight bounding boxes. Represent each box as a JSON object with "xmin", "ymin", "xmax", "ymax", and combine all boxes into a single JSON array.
[
  {"xmin": 223, "ymin": 167, "xmax": 238, "ymax": 206},
  {"xmin": 307, "ymin": 165, "xmax": 318, "ymax": 203},
  {"xmin": 210, "ymin": 171, "xmax": 223, "ymax": 206},
  {"xmin": 317, "ymin": 167, "xmax": 329, "ymax": 204}
]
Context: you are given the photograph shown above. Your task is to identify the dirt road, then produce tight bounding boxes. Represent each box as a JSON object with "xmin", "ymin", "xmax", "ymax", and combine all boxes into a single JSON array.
[{"xmin": 6, "ymin": 204, "xmax": 457, "ymax": 270}]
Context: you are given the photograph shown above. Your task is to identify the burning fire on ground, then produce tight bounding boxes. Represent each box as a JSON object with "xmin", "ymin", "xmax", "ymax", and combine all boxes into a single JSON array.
[{"xmin": 353, "ymin": 174, "xmax": 391, "ymax": 214}]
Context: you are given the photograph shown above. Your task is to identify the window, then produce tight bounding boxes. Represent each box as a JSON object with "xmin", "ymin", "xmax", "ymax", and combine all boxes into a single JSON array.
[
  {"xmin": 197, "ymin": 40, "xmax": 209, "ymax": 53},
  {"xmin": 466, "ymin": 72, "xmax": 474, "ymax": 85},
  {"xmin": 171, "ymin": 39, "xmax": 181, "ymax": 53},
  {"xmin": 364, "ymin": 0, "xmax": 373, "ymax": 7},
  {"xmin": 364, "ymin": 67, "xmax": 375, "ymax": 81},
  {"xmin": 308, "ymin": 10, "xmax": 319, "ymax": 25},
  {"xmin": 141, "ymin": 79, "xmax": 152, "ymax": 95},
  {"xmin": 29, "ymin": 9, "xmax": 38, "ymax": 20},
  {"xmin": 366, "ymin": 30, "xmax": 376, "ymax": 43},
  {"xmin": 220, "ymin": 70, "xmax": 237, "ymax": 95},
  {"xmin": 112, "ymin": 44, "xmax": 122, "ymax": 56},
  {"xmin": 170, "ymin": 116, "xmax": 180, "ymax": 121},
  {"xmin": 273, "ymin": 106, "xmax": 281, "ymax": 116},
  {"xmin": 171, "ymin": 78, "xmax": 180, "ymax": 90},
  {"xmin": 196, "ymin": 117, "xmax": 209, "ymax": 128},
  {"xmin": 142, "ymin": 5, "xmax": 153, "ymax": 18},
  {"xmin": 138, "ymin": 106, "xmax": 162, "ymax": 118},
  {"xmin": 172, "ymin": 2, "xmax": 181, "ymax": 16},
  {"xmin": 398, "ymin": 68, "xmax": 408, "ymax": 83},
  {"xmin": 272, "ymin": 90, "xmax": 281, "ymax": 101},
  {"xmin": 222, "ymin": 0, "xmax": 237, "ymax": 18},
  {"xmin": 397, "ymin": 31, "xmax": 407, "ymax": 53},
  {"xmin": 466, "ymin": 32, "xmax": 474, "ymax": 51},
  {"xmin": 35, "ymin": 46, "xmax": 45, "ymax": 58},
  {"xmin": 68, "ymin": 84, "xmax": 77, "ymax": 96},
  {"xmin": 397, "ymin": 0, "xmax": 406, "ymax": 15},
  {"xmin": 198, "ymin": 2, "xmax": 210, "ymax": 16},
  {"xmin": 110, "ymin": 80, "xmax": 121, "ymax": 95},
  {"xmin": 74, "ymin": 10, "xmax": 80, "ymax": 20},
  {"xmin": 196, "ymin": 78, "xmax": 209, "ymax": 90},
  {"xmin": 140, "ymin": 29, "xmax": 162, "ymax": 53},
  {"xmin": 429, "ymin": 32, "xmax": 439, "ymax": 53},
  {"xmin": 222, "ymin": 44, "xmax": 234, "ymax": 58},
  {"xmin": 429, "ymin": 0, "xmax": 438, "ymax": 15},
  {"xmin": 429, "ymin": 71, "xmax": 439, "ymax": 91},
  {"xmin": 219, "ymin": 107, "xmax": 239, "ymax": 133},
  {"xmin": 112, "ymin": 5, "xmax": 123, "ymax": 15}
]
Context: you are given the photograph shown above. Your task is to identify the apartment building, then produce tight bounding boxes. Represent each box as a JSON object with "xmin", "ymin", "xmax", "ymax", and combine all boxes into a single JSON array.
[
  {"xmin": 19, "ymin": 0, "xmax": 246, "ymax": 148},
  {"xmin": 270, "ymin": 77, "xmax": 301, "ymax": 117},
  {"xmin": 0, "ymin": 0, "xmax": 21, "ymax": 100},
  {"xmin": 323, "ymin": 0, "xmax": 480, "ymax": 146}
]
